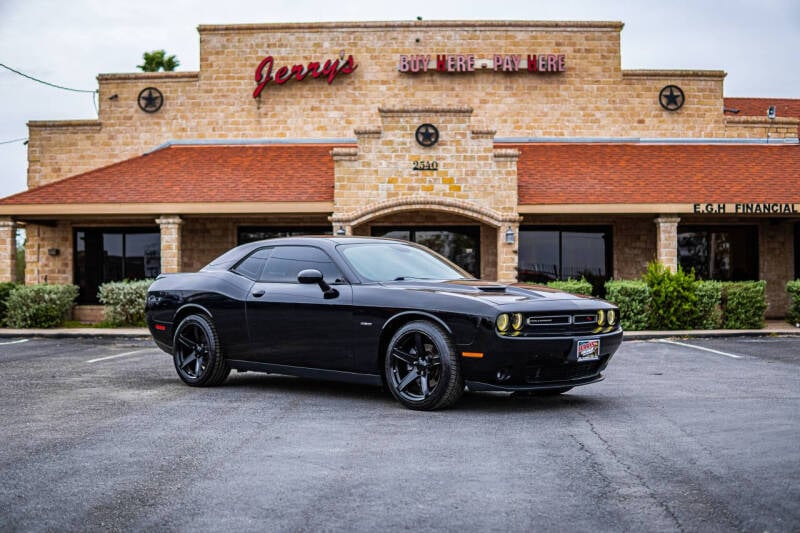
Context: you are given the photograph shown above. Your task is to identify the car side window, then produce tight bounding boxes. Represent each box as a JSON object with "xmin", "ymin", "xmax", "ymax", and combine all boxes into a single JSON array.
[
  {"xmin": 231, "ymin": 248, "xmax": 273, "ymax": 280},
  {"xmin": 259, "ymin": 246, "xmax": 344, "ymax": 284}
]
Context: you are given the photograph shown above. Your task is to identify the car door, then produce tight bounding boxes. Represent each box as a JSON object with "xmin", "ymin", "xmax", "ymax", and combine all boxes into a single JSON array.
[{"xmin": 245, "ymin": 245, "xmax": 353, "ymax": 371}]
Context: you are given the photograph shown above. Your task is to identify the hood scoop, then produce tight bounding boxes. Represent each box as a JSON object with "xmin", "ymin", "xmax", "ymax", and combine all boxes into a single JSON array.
[{"xmin": 477, "ymin": 286, "xmax": 507, "ymax": 293}]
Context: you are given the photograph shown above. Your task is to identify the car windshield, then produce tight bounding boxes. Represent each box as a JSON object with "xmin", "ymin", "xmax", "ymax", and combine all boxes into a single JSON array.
[{"xmin": 338, "ymin": 242, "xmax": 471, "ymax": 282}]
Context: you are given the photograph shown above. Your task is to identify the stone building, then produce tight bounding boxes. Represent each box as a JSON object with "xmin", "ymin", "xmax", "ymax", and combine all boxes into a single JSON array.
[{"xmin": 0, "ymin": 20, "xmax": 798, "ymax": 321}]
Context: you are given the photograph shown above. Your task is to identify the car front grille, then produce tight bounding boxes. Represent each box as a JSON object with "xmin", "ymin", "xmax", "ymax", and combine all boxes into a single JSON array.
[{"xmin": 523, "ymin": 355, "xmax": 606, "ymax": 383}]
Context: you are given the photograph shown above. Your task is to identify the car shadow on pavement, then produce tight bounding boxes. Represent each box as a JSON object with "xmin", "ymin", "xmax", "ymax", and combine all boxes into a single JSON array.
[{"xmin": 218, "ymin": 371, "xmax": 613, "ymax": 412}]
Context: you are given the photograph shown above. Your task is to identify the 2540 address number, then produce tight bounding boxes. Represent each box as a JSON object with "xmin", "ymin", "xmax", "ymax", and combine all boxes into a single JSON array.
[{"xmin": 412, "ymin": 160, "xmax": 439, "ymax": 171}]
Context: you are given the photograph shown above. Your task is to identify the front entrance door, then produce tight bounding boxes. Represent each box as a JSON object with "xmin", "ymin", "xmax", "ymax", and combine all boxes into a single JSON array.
[{"xmin": 371, "ymin": 226, "xmax": 480, "ymax": 278}]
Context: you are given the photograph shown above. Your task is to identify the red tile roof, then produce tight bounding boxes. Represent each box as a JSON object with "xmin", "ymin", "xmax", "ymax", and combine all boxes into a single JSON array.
[
  {"xmin": 724, "ymin": 97, "xmax": 800, "ymax": 119},
  {"xmin": 0, "ymin": 144, "xmax": 337, "ymax": 206},
  {"xmin": 514, "ymin": 143, "xmax": 800, "ymax": 205},
  {"xmin": 2, "ymin": 141, "xmax": 798, "ymax": 210}
]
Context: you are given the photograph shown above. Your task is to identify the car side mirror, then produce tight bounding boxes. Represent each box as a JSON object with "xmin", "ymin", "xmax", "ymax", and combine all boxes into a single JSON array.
[{"xmin": 297, "ymin": 269, "xmax": 339, "ymax": 299}]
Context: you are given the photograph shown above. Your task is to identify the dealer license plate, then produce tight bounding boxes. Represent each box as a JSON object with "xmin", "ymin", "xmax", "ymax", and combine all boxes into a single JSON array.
[{"xmin": 576, "ymin": 339, "xmax": 600, "ymax": 362}]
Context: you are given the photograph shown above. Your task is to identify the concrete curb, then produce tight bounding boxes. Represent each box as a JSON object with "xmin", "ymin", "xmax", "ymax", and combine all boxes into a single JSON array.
[{"xmin": 0, "ymin": 328, "xmax": 151, "ymax": 339}]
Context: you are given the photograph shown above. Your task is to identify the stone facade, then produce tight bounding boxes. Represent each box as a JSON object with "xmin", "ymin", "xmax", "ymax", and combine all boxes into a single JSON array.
[
  {"xmin": 5, "ymin": 20, "xmax": 798, "ymax": 319},
  {"xmin": 0, "ymin": 219, "xmax": 16, "ymax": 283},
  {"xmin": 26, "ymin": 21, "xmax": 793, "ymax": 188}
]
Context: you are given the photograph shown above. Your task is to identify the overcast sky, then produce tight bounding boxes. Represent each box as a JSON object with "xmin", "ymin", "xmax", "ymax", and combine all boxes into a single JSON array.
[{"xmin": 0, "ymin": 0, "xmax": 797, "ymax": 198}]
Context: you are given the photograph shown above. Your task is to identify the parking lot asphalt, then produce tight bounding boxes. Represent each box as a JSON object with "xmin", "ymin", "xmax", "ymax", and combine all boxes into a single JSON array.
[{"xmin": 0, "ymin": 336, "xmax": 798, "ymax": 532}]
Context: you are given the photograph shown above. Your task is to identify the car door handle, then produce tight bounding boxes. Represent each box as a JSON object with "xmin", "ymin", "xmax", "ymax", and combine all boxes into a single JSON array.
[{"xmin": 252, "ymin": 290, "xmax": 265, "ymax": 298}]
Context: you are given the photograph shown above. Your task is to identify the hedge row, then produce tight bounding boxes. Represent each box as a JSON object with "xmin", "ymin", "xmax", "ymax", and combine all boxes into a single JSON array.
[
  {"xmin": 545, "ymin": 278, "xmax": 593, "ymax": 296},
  {"xmin": 0, "ymin": 279, "xmax": 153, "ymax": 328},
  {"xmin": 5, "ymin": 284, "xmax": 79, "ymax": 328},
  {"xmin": 604, "ymin": 265, "xmax": 769, "ymax": 330},
  {"xmin": 788, "ymin": 280, "xmax": 800, "ymax": 326},
  {"xmin": 97, "ymin": 279, "xmax": 154, "ymax": 326}
]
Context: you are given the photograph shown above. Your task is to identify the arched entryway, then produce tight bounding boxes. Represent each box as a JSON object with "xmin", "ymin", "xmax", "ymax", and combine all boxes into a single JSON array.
[{"xmin": 330, "ymin": 197, "xmax": 521, "ymax": 282}]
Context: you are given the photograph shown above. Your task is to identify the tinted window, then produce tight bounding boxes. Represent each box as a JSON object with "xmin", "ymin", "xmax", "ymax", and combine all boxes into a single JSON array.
[
  {"xmin": 74, "ymin": 228, "xmax": 160, "ymax": 304},
  {"xmin": 260, "ymin": 246, "xmax": 343, "ymax": 284},
  {"xmin": 518, "ymin": 226, "xmax": 612, "ymax": 296},
  {"xmin": 678, "ymin": 225, "xmax": 758, "ymax": 281},
  {"xmin": 232, "ymin": 248, "xmax": 272, "ymax": 280}
]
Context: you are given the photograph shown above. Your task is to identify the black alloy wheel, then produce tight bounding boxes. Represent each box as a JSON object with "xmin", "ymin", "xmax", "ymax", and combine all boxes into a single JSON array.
[
  {"xmin": 385, "ymin": 321, "xmax": 463, "ymax": 410},
  {"xmin": 173, "ymin": 314, "xmax": 230, "ymax": 387}
]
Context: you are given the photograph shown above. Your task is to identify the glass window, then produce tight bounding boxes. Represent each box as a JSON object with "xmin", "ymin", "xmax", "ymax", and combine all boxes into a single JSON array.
[
  {"xmin": 518, "ymin": 226, "xmax": 612, "ymax": 295},
  {"xmin": 339, "ymin": 242, "xmax": 469, "ymax": 282},
  {"xmin": 232, "ymin": 248, "xmax": 272, "ymax": 280},
  {"xmin": 260, "ymin": 246, "xmax": 343, "ymax": 284},
  {"xmin": 371, "ymin": 226, "xmax": 480, "ymax": 278},
  {"xmin": 74, "ymin": 228, "xmax": 160, "ymax": 304},
  {"xmin": 238, "ymin": 226, "xmax": 331, "ymax": 245},
  {"xmin": 678, "ymin": 225, "xmax": 758, "ymax": 281}
]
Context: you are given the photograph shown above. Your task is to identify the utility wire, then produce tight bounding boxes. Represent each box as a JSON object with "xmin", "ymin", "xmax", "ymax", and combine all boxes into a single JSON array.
[
  {"xmin": 0, "ymin": 63, "xmax": 97, "ymax": 93},
  {"xmin": 0, "ymin": 137, "xmax": 27, "ymax": 145}
]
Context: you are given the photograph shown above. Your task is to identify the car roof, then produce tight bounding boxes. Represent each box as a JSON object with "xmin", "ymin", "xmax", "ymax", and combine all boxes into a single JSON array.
[{"xmin": 202, "ymin": 235, "xmax": 410, "ymax": 271}]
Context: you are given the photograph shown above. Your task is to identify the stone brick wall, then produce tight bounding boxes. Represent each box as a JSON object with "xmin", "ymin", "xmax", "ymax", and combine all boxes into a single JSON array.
[
  {"xmin": 760, "ymin": 221, "xmax": 794, "ymax": 318},
  {"xmin": 24, "ymin": 223, "xmax": 72, "ymax": 285},
  {"xmin": 0, "ymin": 219, "xmax": 16, "ymax": 283},
  {"xmin": 26, "ymin": 21, "xmax": 768, "ymax": 189}
]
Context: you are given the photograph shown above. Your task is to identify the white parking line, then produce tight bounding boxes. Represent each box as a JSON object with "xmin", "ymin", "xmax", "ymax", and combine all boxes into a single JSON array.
[
  {"xmin": 0, "ymin": 339, "xmax": 29, "ymax": 346},
  {"xmin": 86, "ymin": 349, "xmax": 153, "ymax": 363},
  {"xmin": 656, "ymin": 339, "xmax": 744, "ymax": 359}
]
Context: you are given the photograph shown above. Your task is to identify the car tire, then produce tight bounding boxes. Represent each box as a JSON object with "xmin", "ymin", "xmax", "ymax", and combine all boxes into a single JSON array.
[
  {"xmin": 173, "ymin": 314, "xmax": 231, "ymax": 387},
  {"xmin": 385, "ymin": 320, "xmax": 464, "ymax": 410}
]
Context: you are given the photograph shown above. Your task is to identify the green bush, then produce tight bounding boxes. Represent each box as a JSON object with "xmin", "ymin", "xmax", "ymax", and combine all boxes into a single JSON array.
[
  {"xmin": 0, "ymin": 281, "xmax": 20, "ymax": 326},
  {"xmin": 604, "ymin": 280, "xmax": 650, "ymax": 331},
  {"xmin": 644, "ymin": 262, "xmax": 698, "ymax": 330},
  {"xmin": 546, "ymin": 278, "xmax": 593, "ymax": 296},
  {"xmin": 5, "ymin": 284, "xmax": 79, "ymax": 328},
  {"xmin": 787, "ymin": 280, "xmax": 800, "ymax": 326},
  {"xmin": 97, "ymin": 279, "xmax": 154, "ymax": 326},
  {"xmin": 694, "ymin": 280, "xmax": 723, "ymax": 329},
  {"xmin": 721, "ymin": 281, "xmax": 766, "ymax": 329}
]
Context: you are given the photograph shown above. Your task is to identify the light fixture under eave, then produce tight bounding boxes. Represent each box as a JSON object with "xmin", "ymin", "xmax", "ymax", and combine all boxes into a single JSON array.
[
  {"xmin": 505, "ymin": 226, "xmax": 515, "ymax": 244},
  {"xmin": 336, "ymin": 226, "xmax": 346, "ymax": 236}
]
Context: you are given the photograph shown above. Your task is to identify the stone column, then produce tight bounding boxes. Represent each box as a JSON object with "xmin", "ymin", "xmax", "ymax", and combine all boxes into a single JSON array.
[
  {"xmin": 654, "ymin": 215, "xmax": 680, "ymax": 272},
  {"xmin": 156, "ymin": 216, "xmax": 183, "ymax": 274},
  {"xmin": 0, "ymin": 218, "xmax": 16, "ymax": 283},
  {"xmin": 496, "ymin": 223, "xmax": 519, "ymax": 283}
]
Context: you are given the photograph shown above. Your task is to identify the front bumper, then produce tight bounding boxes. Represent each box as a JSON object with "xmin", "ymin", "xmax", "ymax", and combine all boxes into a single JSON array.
[{"xmin": 460, "ymin": 328, "xmax": 622, "ymax": 392}]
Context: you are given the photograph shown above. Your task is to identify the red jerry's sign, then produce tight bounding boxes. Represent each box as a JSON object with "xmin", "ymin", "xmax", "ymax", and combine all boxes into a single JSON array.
[{"xmin": 253, "ymin": 52, "xmax": 358, "ymax": 98}]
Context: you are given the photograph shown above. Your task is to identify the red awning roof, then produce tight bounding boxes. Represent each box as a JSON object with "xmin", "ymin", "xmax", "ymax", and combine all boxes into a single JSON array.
[
  {"xmin": 1, "ymin": 141, "xmax": 798, "ymax": 214},
  {"xmin": 514, "ymin": 143, "xmax": 800, "ymax": 205},
  {"xmin": 0, "ymin": 143, "xmax": 337, "ymax": 206}
]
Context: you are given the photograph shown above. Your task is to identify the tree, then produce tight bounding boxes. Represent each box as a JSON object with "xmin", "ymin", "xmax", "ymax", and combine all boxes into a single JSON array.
[{"xmin": 137, "ymin": 50, "xmax": 180, "ymax": 72}]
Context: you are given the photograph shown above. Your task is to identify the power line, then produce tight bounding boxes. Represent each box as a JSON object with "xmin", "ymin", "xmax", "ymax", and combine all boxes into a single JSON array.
[
  {"xmin": 0, "ymin": 63, "xmax": 96, "ymax": 94},
  {"xmin": 0, "ymin": 137, "xmax": 27, "ymax": 145}
]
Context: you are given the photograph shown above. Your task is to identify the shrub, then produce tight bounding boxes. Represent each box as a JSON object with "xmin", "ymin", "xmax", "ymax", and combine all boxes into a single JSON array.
[
  {"xmin": 787, "ymin": 280, "xmax": 800, "ymax": 326},
  {"xmin": 644, "ymin": 262, "xmax": 698, "ymax": 330},
  {"xmin": 694, "ymin": 280, "xmax": 723, "ymax": 329},
  {"xmin": 0, "ymin": 281, "xmax": 19, "ymax": 326},
  {"xmin": 604, "ymin": 280, "xmax": 650, "ymax": 331},
  {"xmin": 721, "ymin": 281, "xmax": 766, "ymax": 329},
  {"xmin": 97, "ymin": 279, "xmax": 154, "ymax": 326},
  {"xmin": 546, "ymin": 278, "xmax": 593, "ymax": 296},
  {"xmin": 5, "ymin": 284, "xmax": 79, "ymax": 328}
]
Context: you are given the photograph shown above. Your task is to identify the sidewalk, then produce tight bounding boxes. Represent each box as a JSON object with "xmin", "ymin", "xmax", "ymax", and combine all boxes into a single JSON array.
[{"xmin": 0, "ymin": 321, "xmax": 797, "ymax": 340}]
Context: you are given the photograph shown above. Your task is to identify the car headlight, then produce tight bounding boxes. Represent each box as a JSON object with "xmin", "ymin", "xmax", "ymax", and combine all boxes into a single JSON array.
[
  {"xmin": 511, "ymin": 312, "xmax": 524, "ymax": 331},
  {"xmin": 597, "ymin": 309, "xmax": 606, "ymax": 326},
  {"xmin": 607, "ymin": 309, "xmax": 617, "ymax": 326},
  {"xmin": 496, "ymin": 313, "xmax": 510, "ymax": 333}
]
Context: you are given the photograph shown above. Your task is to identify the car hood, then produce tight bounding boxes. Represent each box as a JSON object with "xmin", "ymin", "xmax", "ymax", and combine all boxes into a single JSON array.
[{"xmin": 379, "ymin": 279, "xmax": 595, "ymax": 306}]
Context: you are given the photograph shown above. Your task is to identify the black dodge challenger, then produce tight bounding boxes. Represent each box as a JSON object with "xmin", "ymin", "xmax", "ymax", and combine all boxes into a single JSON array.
[{"xmin": 146, "ymin": 236, "xmax": 622, "ymax": 410}]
